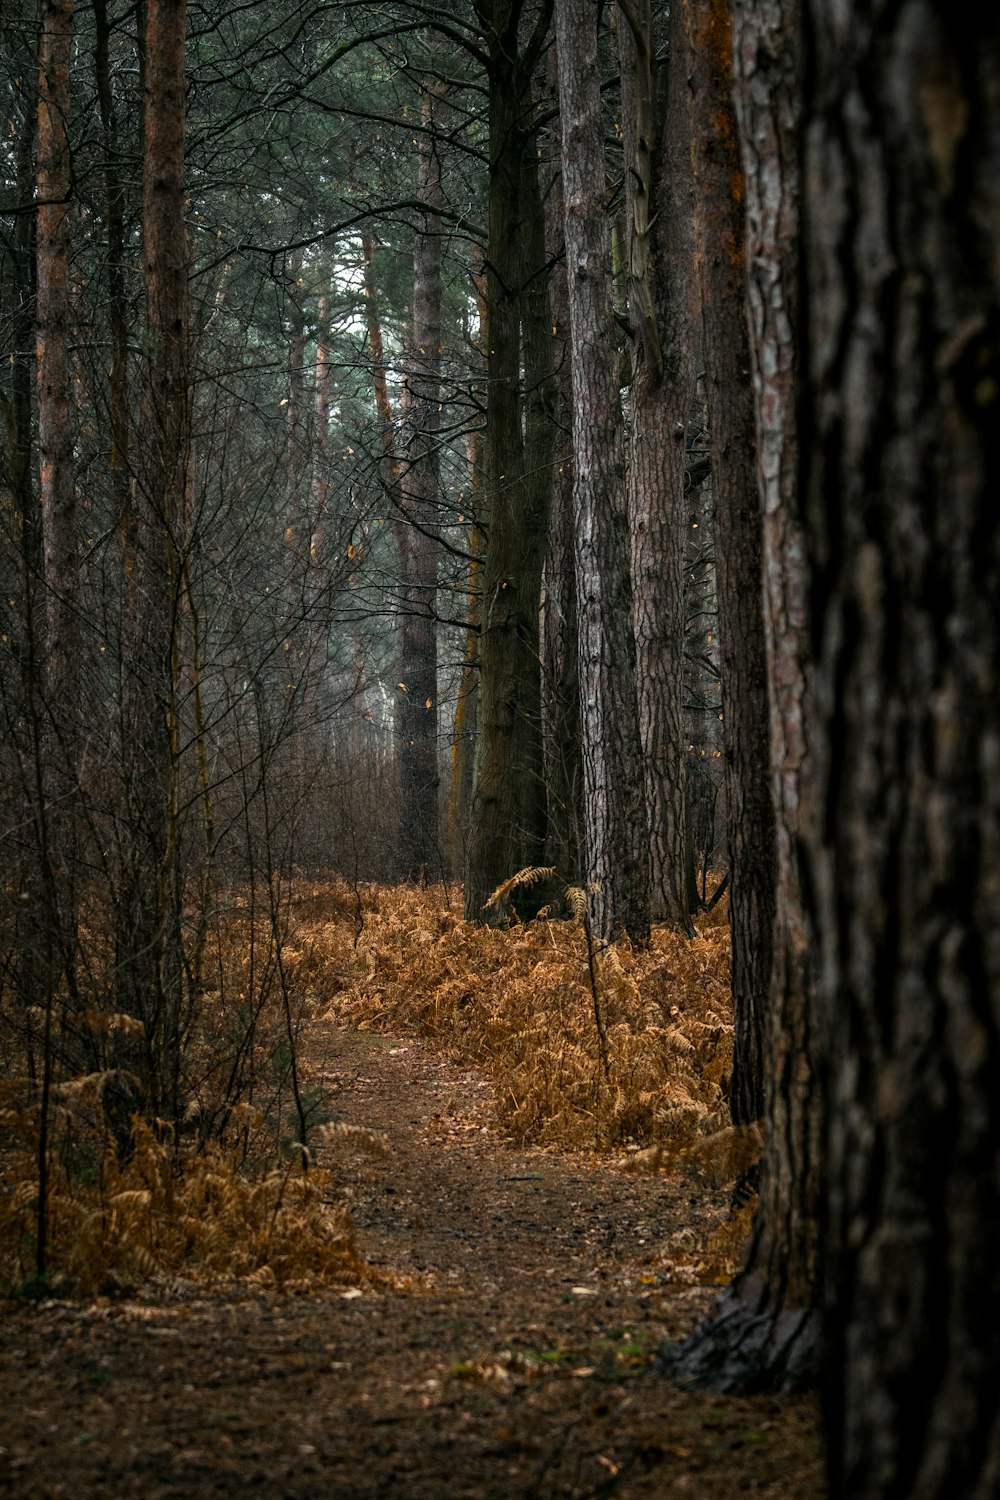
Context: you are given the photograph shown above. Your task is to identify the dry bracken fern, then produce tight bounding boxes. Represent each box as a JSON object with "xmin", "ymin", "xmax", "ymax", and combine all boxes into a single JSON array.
[{"xmin": 282, "ymin": 879, "xmax": 735, "ymax": 1159}]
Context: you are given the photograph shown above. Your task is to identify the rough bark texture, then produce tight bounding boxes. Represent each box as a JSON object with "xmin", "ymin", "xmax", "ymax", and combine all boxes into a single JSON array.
[
  {"xmin": 285, "ymin": 257, "xmax": 307, "ymax": 514},
  {"xmin": 684, "ymin": 0, "xmax": 775, "ymax": 1124},
  {"xmin": 141, "ymin": 0, "xmax": 191, "ymax": 536},
  {"xmin": 360, "ymin": 227, "xmax": 400, "ymax": 509},
  {"xmin": 36, "ymin": 0, "xmax": 76, "ymax": 707},
  {"xmin": 1, "ymin": 58, "xmax": 37, "ymax": 541},
  {"xmin": 670, "ymin": 0, "xmax": 820, "ymax": 1394},
  {"xmin": 396, "ymin": 79, "xmax": 445, "ymax": 882},
  {"xmin": 801, "ymin": 3, "xmax": 1000, "ymax": 1494},
  {"xmin": 311, "ymin": 249, "xmax": 333, "ymax": 531},
  {"xmin": 116, "ymin": 0, "xmax": 190, "ymax": 1120},
  {"xmin": 620, "ymin": 0, "xmax": 694, "ymax": 933},
  {"xmin": 94, "ymin": 0, "xmax": 131, "ymax": 528},
  {"xmin": 447, "ymin": 424, "xmax": 484, "ymax": 879},
  {"xmin": 540, "ymin": 57, "xmax": 581, "ymax": 882},
  {"xmin": 555, "ymin": 0, "xmax": 650, "ymax": 944},
  {"xmin": 465, "ymin": 0, "xmax": 553, "ymax": 921},
  {"xmin": 735, "ymin": 0, "xmax": 821, "ymax": 1388}
]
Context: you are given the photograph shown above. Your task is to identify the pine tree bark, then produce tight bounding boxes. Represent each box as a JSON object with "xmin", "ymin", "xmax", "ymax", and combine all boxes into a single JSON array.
[
  {"xmin": 360, "ymin": 227, "xmax": 400, "ymax": 509},
  {"xmin": 684, "ymin": 0, "xmax": 775, "ymax": 1123},
  {"xmin": 93, "ymin": 0, "xmax": 133, "ymax": 557},
  {"xmin": 1, "ymin": 69, "xmax": 37, "ymax": 540},
  {"xmin": 36, "ymin": 0, "xmax": 76, "ymax": 719},
  {"xmin": 35, "ymin": 0, "xmax": 81, "ymax": 999},
  {"xmin": 555, "ymin": 0, "xmax": 650, "ymax": 944},
  {"xmin": 310, "ymin": 244, "xmax": 333, "ymax": 532},
  {"xmin": 116, "ymin": 0, "xmax": 191, "ymax": 1120},
  {"xmin": 540, "ymin": 269, "xmax": 581, "ymax": 879},
  {"xmin": 619, "ymin": 0, "xmax": 694, "ymax": 933},
  {"xmin": 801, "ymin": 2, "xmax": 1000, "ymax": 1493},
  {"xmin": 465, "ymin": 1, "xmax": 553, "ymax": 920},
  {"xmin": 396, "ymin": 76, "xmax": 445, "ymax": 881},
  {"xmin": 670, "ymin": 0, "xmax": 820, "ymax": 1393},
  {"xmin": 447, "ymin": 423, "xmax": 484, "ymax": 878},
  {"xmin": 539, "ymin": 44, "xmax": 581, "ymax": 882}
]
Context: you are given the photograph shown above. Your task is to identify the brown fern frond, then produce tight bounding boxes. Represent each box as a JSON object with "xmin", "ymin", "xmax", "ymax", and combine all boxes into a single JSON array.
[
  {"xmin": 484, "ymin": 865, "xmax": 557, "ymax": 911},
  {"xmin": 564, "ymin": 886, "xmax": 587, "ymax": 922}
]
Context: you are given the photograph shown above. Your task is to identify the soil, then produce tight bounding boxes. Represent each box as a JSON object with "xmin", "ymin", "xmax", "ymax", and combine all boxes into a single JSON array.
[{"xmin": 0, "ymin": 1027, "xmax": 825, "ymax": 1498}]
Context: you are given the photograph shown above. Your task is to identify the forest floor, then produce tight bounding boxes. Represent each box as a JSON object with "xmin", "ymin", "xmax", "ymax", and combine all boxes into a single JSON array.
[{"xmin": 0, "ymin": 1023, "xmax": 824, "ymax": 1499}]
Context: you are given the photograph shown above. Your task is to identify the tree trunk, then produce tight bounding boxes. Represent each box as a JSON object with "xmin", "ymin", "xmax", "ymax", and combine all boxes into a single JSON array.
[
  {"xmin": 446, "ymin": 423, "xmax": 484, "ymax": 878},
  {"xmin": 684, "ymin": 0, "xmax": 775, "ymax": 1123},
  {"xmin": 116, "ymin": 0, "xmax": 190, "ymax": 1122},
  {"xmin": 285, "ymin": 253, "xmax": 307, "ymax": 516},
  {"xmin": 539, "ymin": 44, "xmax": 581, "ymax": 882},
  {"xmin": 311, "ymin": 247, "xmax": 333, "ymax": 539},
  {"xmin": 464, "ymin": 3, "xmax": 553, "ymax": 920},
  {"xmin": 555, "ymin": 0, "xmax": 650, "ymax": 944},
  {"xmin": 396, "ymin": 76, "xmax": 445, "ymax": 882},
  {"xmin": 669, "ymin": 0, "xmax": 820, "ymax": 1395},
  {"xmin": 360, "ymin": 227, "xmax": 401, "ymax": 510},
  {"xmin": 619, "ymin": 0, "xmax": 694, "ymax": 933},
  {"xmin": 36, "ymin": 0, "xmax": 76, "ymax": 720},
  {"xmin": 2, "ymin": 57, "xmax": 37, "ymax": 544},
  {"xmin": 801, "ymin": 3, "xmax": 1000, "ymax": 1493},
  {"xmin": 94, "ymin": 0, "xmax": 131, "ymax": 537},
  {"xmin": 540, "ymin": 322, "xmax": 581, "ymax": 879},
  {"xmin": 35, "ymin": 0, "xmax": 81, "ymax": 1003}
]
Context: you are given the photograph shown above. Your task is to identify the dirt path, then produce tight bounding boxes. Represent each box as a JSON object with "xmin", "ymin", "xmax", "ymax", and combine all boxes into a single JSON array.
[{"xmin": 0, "ymin": 1029, "xmax": 823, "ymax": 1498}]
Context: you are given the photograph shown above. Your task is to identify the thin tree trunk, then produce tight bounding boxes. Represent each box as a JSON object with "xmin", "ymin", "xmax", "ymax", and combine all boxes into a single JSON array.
[
  {"xmin": 447, "ymin": 422, "xmax": 484, "ymax": 878},
  {"xmin": 464, "ymin": 4, "xmax": 553, "ymax": 920},
  {"xmin": 396, "ymin": 75, "xmax": 445, "ymax": 882},
  {"xmin": 685, "ymin": 0, "xmax": 775, "ymax": 1122},
  {"xmin": 117, "ymin": 0, "xmax": 190, "ymax": 1122},
  {"xmin": 555, "ymin": 0, "xmax": 650, "ymax": 944},
  {"xmin": 36, "ymin": 0, "xmax": 76, "ymax": 721},
  {"xmin": 93, "ymin": 0, "xmax": 131, "ymax": 536},
  {"xmin": 311, "ymin": 246, "xmax": 333, "ymax": 535},
  {"xmin": 619, "ymin": 0, "xmax": 694, "ymax": 933},
  {"xmin": 670, "ymin": 0, "xmax": 820, "ymax": 1392},
  {"xmin": 540, "ymin": 292, "xmax": 580, "ymax": 877},
  {"xmin": 540, "ymin": 46, "xmax": 580, "ymax": 882},
  {"xmin": 35, "ymin": 0, "xmax": 81, "ymax": 1010},
  {"xmin": 2, "ymin": 81, "xmax": 37, "ymax": 543},
  {"xmin": 361, "ymin": 227, "xmax": 400, "ymax": 507},
  {"xmin": 285, "ymin": 252, "xmax": 307, "ymax": 516}
]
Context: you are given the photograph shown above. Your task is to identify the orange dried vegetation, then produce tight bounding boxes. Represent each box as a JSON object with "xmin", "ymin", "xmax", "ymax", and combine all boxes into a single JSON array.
[{"xmin": 284, "ymin": 879, "xmax": 735, "ymax": 1155}]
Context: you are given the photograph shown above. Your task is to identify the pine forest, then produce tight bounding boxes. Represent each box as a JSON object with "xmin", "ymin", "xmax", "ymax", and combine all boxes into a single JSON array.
[{"xmin": 1, "ymin": 1, "xmax": 998, "ymax": 1495}]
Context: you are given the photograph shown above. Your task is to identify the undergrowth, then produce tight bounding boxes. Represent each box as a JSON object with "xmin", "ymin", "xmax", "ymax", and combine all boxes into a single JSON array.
[
  {"xmin": 0, "ymin": 883, "xmax": 381, "ymax": 1296},
  {"xmin": 0, "ymin": 1103, "xmax": 374, "ymax": 1296},
  {"xmin": 1, "ymin": 876, "xmax": 751, "ymax": 1295},
  {"xmin": 284, "ymin": 878, "xmax": 742, "ymax": 1162}
]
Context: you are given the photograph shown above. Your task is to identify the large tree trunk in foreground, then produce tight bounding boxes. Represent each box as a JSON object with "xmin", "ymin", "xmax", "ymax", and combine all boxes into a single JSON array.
[
  {"xmin": 671, "ymin": 0, "xmax": 820, "ymax": 1393},
  {"xmin": 555, "ymin": 0, "xmax": 649, "ymax": 944},
  {"xmin": 801, "ymin": 3, "xmax": 1000, "ymax": 1494}
]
